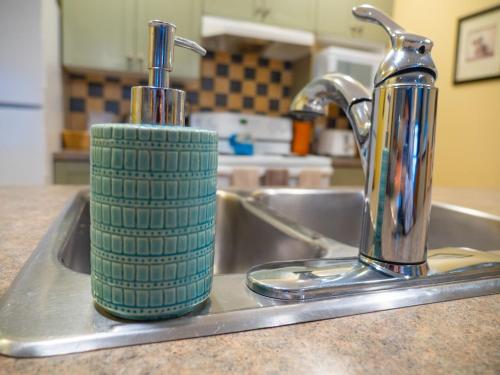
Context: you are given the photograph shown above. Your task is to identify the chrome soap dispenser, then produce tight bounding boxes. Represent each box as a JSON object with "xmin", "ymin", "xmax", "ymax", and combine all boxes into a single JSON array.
[{"xmin": 89, "ymin": 21, "xmax": 218, "ymax": 320}]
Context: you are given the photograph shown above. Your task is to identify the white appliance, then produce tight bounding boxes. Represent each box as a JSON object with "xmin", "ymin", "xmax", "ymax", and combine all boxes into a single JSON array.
[
  {"xmin": 190, "ymin": 112, "xmax": 292, "ymax": 155},
  {"xmin": 317, "ymin": 129, "xmax": 356, "ymax": 157},
  {"xmin": 313, "ymin": 46, "xmax": 384, "ymax": 89},
  {"xmin": 0, "ymin": 0, "xmax": 63, "ymax": 185}
]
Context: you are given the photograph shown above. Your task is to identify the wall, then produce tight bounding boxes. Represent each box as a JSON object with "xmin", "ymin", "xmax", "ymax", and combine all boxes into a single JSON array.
[
  {"xmin": 394, "ymin": 0, "xmax": 500, "ymax": 188},
  {"xmin": 42, "ymin": 0, "xmax": 64, "ymax": 184},
  {"xmin": 65, "ymin": 50, "xmax": 294, "ymax": 130}
]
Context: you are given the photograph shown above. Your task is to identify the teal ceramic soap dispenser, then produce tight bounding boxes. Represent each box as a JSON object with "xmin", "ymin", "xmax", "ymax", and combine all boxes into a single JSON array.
[{"xmin": 89, "ymin": 20, "xmax": 218, "ymax": 320}]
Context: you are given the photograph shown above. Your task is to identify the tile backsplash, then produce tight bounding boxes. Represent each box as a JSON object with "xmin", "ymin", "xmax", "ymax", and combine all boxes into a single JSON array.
[
  {"xmin": 65, "ymin": 73, "xmax": 141, "ymax": 130},
  {"xmin": 65, "ymin": 50, "xmax": 294, "ymax": 130},
  {"xmin": 188, "ymin": 50, "xmax": 293, "ymax": 115}
]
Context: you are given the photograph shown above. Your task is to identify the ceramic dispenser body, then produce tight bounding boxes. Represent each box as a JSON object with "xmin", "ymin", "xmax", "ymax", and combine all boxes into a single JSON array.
[{"xmin": 89, "ymin": 21, "xmax": 217, "ymax": 320}]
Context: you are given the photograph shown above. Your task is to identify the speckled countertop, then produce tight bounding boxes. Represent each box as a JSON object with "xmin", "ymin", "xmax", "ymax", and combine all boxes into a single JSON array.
[{"xmin": 0, "ymin": 186, "xmax": 499, "ymax": 374}]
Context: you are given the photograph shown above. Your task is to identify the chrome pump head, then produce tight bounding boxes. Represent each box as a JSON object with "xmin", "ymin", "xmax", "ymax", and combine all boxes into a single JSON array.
[{"xmin": 130, "ymin": 21, "xmax": 206, "ymax": 125}]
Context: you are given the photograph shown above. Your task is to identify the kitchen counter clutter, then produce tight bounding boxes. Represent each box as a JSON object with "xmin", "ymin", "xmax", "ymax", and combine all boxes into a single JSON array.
[
  {"xmin": 217, "ymin": 154, "xmax": 333, "ymax": 188},
  {"xmin": 53, "ymin": 150, "xmax": 337, "ymax": 187},
  {"xmin": 0, "ymin": 186, "xmax": 499, "ymax": 374},
  {"xmin": 54, "ymin": 149, "xmax": 364, "ymax": 187}
]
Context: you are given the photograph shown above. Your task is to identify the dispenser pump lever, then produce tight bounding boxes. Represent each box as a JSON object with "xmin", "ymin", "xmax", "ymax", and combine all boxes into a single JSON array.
[
  {"xmin": 148, "ymin": 20, "xmax": 206, "ymax": 88},
  {"xmin": 130, "ymin": 20, "xmax": 206, "ymax": 126}
]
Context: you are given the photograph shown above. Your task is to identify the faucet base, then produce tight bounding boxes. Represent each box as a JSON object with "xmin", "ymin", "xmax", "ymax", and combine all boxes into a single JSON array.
[
  {"xmin": 359, "ymin": 254, "xmax": 429, "ymax": 278},
  {"xmin": 246, "ymin": 248, "xmax": 500, "ymax": 300}
]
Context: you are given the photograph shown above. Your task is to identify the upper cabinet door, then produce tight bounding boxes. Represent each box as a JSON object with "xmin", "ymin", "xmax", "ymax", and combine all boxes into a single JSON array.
[
  {"xmin": 316, "ymin": 0, "xmax": 393, "ymax": 45},
  {"xmin": 203, "ymin": 0, "xmax": 259, "ymax": 22},
  {"xmin": 136, "ymin": 0, "xmax": 202, "ymax": 81},
  {"xmin": 262, "ymin": 0, "xmax": 316, "ymax": 31},
  {"xmin": 316, "ymin": 0, "xmax": 353, "ymax": 37},
  {"xmin": 203, "ymin": 0, "xmax": 315, "ymax": 31},
  {"xmin": 62, "ymin": 0, "xmax": 135, "ymax": 71}
]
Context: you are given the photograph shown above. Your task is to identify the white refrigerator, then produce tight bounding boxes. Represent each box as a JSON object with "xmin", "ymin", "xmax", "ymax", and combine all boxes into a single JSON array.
[{"xmin": 0, "ymin": 0, "xmax": 63, "ymax": 185}]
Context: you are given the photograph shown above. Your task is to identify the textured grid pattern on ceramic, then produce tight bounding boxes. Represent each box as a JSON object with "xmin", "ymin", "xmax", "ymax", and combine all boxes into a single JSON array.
[
  {"xmin": 90, "ymin": 124, "xmax": 217, "ymax": 320},
  {"xmin": 66, "ymin": 50, "xmax": 294, "ymax": 130}
]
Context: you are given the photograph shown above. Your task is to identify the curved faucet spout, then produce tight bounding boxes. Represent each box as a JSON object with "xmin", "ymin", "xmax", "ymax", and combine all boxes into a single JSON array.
[
  {"xmin": 290, "ymin": 73, "xmax": 372, "ymax": 173},
  {"xmin": 280, "ymin": 5, "xmax": 439, "ymax": 277}
]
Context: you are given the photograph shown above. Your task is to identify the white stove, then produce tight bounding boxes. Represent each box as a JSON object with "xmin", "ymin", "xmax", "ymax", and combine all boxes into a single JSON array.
[{"xmin": 190, "ymin": 112, "xmax": 293, "ymax": 155}]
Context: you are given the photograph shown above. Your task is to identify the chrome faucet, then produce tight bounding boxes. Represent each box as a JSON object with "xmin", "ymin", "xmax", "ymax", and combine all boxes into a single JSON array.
[
  {"xmin": 247, "ymin": 5, "xmax": 498, "ymax": 300},
  {"xmin": 290, "ymin": 5, "xmax": 438, "ymax": 277}
]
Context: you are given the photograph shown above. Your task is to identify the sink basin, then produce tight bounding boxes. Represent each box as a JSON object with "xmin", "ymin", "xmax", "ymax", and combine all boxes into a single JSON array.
[
  {"xmin": 0, "ymin": 188, "xmax": 498, "ymax": 358},
  {"xmin": 61, "ymin": 191, "xmax": 324, "ymax": 276}
]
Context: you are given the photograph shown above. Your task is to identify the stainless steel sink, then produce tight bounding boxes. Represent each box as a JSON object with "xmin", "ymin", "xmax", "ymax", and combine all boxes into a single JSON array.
[
  {"xmin": 0, "ymin": 188, "xmax": 499, "ymax": 358},
  {"xmin": 61, "ymin": 190, "xmax": 324, "ymax": 276},
  {"xmin": 252, "ymin": 188, "xmax": 500, "ymax": 251}
]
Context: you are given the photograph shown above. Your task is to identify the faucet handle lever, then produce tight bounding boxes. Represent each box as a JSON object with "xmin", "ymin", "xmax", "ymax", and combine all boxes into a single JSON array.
[
  {"xmin": 352, "ymin": 5, "xmax": 405, "ymax": 47},
  {"xmin": 353, "ymin": 4, "xmax": 433, "ymax": 53},
  {"xmin": 352, "ymin": 4, "xmax": 437, "ymax": 84}
]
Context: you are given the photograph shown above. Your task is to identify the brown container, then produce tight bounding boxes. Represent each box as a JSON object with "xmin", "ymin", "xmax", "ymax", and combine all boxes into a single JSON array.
[{"xmin": 62, "ymin": 129, "xmax": 90, "ymax": 150}]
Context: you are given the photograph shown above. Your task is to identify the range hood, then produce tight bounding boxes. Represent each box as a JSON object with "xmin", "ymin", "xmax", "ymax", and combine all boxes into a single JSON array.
[{"xmin": 201, "ymin": 15, "xmax": 315, "ymax": 60}]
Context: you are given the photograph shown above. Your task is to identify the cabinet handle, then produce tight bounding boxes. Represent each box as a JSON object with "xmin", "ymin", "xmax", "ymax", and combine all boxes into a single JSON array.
[
  {"xmin": 350, "ymin": 26, "xmax": 364, "ymax": 36},
  {"xmin": 253, "ymin": 0, "xmax": 269, "ymax": 20},
  {"xmin": 126, "ymin": 55, "xmax": 133, "ymax": 70},
  {"xmin": 132, "ymin": 51, "xmax": 144, "ymax": 71},
  {"xmin": 261, "ymin": 7, "xmax": 270, "ymax": 19},
  {"xmin": 253, "ymin": 0, "xmax": 261, "ymax": 17}
]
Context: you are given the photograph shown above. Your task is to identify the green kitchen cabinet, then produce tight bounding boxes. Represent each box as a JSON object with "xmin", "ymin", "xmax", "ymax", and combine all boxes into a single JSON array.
[
  {"xmin": 62, "ymin": 0, "xmax": 202, "ymax": 81},
  {"xmin": 263, "ymin": 0, "xmax": 316, "ymax": 31},
  {"xmin": 203, "ymin": 0, "xmax": 257, "ymax": 22},
  {"xmin": 203, "ymin": 0, "xmax": 316, "ymax": 31},
  {"xmin": 54, "ymin": 161, "xmax": 90, "ymax": 185},
  {"xmin": 316, "ymin": 0, "xmax": 393, "ymax": 45},
  {"xmin": 62, "ymin": 0, "xmax": 135, "ymax": 71},
  {"xmin": 136, "ymin": 0, "xmax": 202, "ymax": 81}
]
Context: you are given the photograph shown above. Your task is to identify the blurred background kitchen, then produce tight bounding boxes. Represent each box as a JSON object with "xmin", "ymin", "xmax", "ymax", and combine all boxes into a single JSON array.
[{"xmin": 0, "ymin": 0, "xmax": 499, "ymax": 188}]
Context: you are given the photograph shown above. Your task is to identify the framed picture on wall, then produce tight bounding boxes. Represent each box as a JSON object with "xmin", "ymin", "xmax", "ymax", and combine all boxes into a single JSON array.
[{"xmin": 454, "ymin": 4, "xmax": 500, "ymax": 84}]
